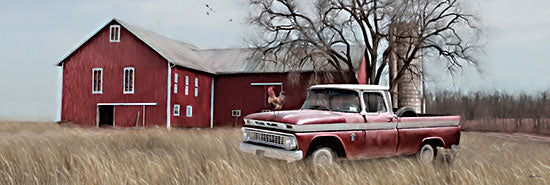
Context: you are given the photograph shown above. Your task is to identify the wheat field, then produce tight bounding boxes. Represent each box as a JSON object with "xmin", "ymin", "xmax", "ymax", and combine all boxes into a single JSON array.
[{"xmin": 0, "ymin": 122, "xmax": 548, "ymax": 185}]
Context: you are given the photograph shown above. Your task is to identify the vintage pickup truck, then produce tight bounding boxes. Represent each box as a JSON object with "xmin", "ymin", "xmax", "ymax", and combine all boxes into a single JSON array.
[{"xmin": 239, "ymin": 84, "xmax": 461, "ymax": 165}]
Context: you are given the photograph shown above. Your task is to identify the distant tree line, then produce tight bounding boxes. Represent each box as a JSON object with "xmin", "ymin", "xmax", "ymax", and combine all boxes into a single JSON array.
[{"xmin": 426, "ymin": 91, "xmax": 550, "ymax": 120}]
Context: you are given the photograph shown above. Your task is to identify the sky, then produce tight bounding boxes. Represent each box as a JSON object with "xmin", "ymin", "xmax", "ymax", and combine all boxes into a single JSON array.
[{"xmin": 0, "ymin": 0, "xmax": 549, "ymax": 122}]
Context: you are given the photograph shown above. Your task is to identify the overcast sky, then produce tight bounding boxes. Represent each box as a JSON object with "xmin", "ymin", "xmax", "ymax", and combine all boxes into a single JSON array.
[{"xmin": 0, "ymin": 0, "xmax": 549, "ymax": 122}]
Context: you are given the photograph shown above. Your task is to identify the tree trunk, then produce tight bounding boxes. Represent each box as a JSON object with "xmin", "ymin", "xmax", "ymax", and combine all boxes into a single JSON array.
[{"xmin": 345, "ymin": 71, "xmax": 359, "ymax": 84}]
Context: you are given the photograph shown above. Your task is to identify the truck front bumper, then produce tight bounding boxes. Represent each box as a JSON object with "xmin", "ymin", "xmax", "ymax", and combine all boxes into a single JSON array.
[{"xmin": 239, "ymin": 142, "xmax": 303, "ymax": 162}]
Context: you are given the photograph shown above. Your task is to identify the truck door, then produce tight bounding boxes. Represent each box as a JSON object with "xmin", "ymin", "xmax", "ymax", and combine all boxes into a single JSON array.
[{"xmin": 361, "ymin": 92, "xmax": 398, "ymax": 158}]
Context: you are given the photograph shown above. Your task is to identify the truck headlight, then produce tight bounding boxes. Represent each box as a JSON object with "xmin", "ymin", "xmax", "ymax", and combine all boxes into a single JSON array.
[
  {"xmin": 283, "ymin": 137, "xmax": 297, "ymax": 150},
  {"xmin": 242, "ymin": 130, "xmax": 250, "ymax": 142}
]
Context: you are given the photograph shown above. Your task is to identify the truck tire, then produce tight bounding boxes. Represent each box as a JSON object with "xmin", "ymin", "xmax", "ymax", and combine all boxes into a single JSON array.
[
  {"xmin": 417, "ymin": 143, "xmax": 436, "ymax": 163},
  {"xmin": 395, "ymin": 107, "xmax": 417, "ymax": 117},
  {"xmin": 310, "ymin": 147, "xmax": 337, "ymax": 166}
]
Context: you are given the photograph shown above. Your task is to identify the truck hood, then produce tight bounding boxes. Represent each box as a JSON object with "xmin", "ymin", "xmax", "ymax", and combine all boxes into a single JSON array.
[{"xmin": 244, "ymin": 109, "xmax": 346, "ymax": 125}]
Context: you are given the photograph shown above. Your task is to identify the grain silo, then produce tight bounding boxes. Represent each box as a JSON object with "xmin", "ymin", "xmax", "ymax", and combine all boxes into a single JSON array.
[{"xmin": 389, "ymin": 23, "xmax": 422, "ymax": 113}]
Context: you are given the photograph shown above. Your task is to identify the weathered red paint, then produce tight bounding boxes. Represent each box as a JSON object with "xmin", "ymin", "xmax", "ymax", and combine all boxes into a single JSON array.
[
  {"xmin": 395, "ymin": 126, "xmax": 461, "ymax": 155},
  {"xmin": 114, "ymin": 106, "xmax": 145, "ymax": 127},
  {"xmin": 170, "ymin": 67, "xmax": 212, "ymax": 127},
  {"xmin": 61, "ymin": 20, "xmax": 169, "ymax": 127},
  {"xmin": 213, "ymin": 73, "xmax": 305, "ymax": 126},
  {"xmin": 240, "ymin": 85, "xmax": 461, "ymax": 161},
  {"xmin": 61, "ymin": 20, "xmax": 217, "ymax": 127},
  {"xmin": 253, "ymin": 115, "xmax": 460, "ymax": 159},
  {"xmin": 246, "ymin": 108, "xmax": 461, "ymax": 159},
  {"xmin": 213, "ymin": 73, "xmax": 346, "ymax": 126},
  {"xmin": 244, "ymin": 110, "xmax": 349, "ymax": 125},
  {"xmin": 361, "ymin": 129, "xmax": 399, "ymax": 158},
  {"xmin": 295, "ymin": 129, "xmax": 399, "ymax": 159}
]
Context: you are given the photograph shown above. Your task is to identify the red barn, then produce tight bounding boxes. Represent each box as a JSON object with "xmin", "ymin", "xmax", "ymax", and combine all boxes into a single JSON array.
[{"xmin": 57, "ymin": 18, "xmax": 362, "ymax": 128}]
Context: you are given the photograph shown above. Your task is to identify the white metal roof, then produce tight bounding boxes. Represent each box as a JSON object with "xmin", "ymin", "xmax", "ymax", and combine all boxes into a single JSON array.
[
  {"xmin": 199, "ymin": 46, "xmax": 364, "ymax": 74},
  {"xmin": 56, "ymin": 18, "xmax": 365, "ymax": 75},
  {"xmin": 116, "ymin": 19, "xmax": 215, "ymax": 74},
  {"xmin": 309, "ymin": 84, "xmax": 390, "ymax": 91}
]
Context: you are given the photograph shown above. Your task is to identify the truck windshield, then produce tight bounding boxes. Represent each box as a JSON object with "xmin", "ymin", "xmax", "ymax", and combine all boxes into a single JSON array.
[{"xmin": 301, "ymin": 89, "xmax": 360, "ymax": 113}]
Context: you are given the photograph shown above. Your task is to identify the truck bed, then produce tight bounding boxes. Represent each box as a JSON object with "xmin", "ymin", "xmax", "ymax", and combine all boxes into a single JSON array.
[{"xmin": 395, "ymin": 116, "xmax": 461, "ymax": 155}]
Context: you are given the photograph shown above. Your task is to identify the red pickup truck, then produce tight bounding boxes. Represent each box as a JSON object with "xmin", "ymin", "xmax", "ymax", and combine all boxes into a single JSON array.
[{"xmin": 239, "ymin": 84, "xmax": 461, "ymax": 165}]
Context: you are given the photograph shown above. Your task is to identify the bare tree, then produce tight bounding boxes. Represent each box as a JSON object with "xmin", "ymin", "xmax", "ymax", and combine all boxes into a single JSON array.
[{"xmin": 247, "ymin": 0, "xmax": 483, "ymax": 85}]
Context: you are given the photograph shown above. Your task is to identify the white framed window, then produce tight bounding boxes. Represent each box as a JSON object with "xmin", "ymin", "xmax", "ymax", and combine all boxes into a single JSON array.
[
  {"xmin": 186, "ymin": 105, "xmax": 192, "ymax": 117},
  {"xmin": 173, "ymin": 73, "xmax": 178, "ymax": 94},
  {"xmin": 92, "ymin": 68, "xmax": 103, "ymax": 94},
  {"xmin": 194, "ymin": 77, "xmax": 198, "ymax": 97},
  {"xmin": 123, "ymin": 67, "xmax": 135, "ymax": 94},
  {"xmin": 110, "ymin": 25, "xmax": 120, "ymax": 42},
  {"xmin": 185, "ymin": 76, "xmax": 189, "ymax": 95},
  {"xmin": 174, "ymin": 104, "xmax": 180, "ymax": 116}
]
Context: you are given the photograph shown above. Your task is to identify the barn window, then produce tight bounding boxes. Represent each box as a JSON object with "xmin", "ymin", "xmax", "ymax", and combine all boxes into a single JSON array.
[
  {"xmin": 186, "ymin": 105, "xmax": 192, "ymax": 117},
  {"xmin": 92, "ymin": 68, "xmax": 103, "ymax": 94},
  {"xmin": 194, "ymin": 77, "xmax": 198, "ymax": 97},
  {"xmin": 185, "ymin": 76, "xmax": 189, "ymax": 96},
  {"xmin": 174, "ymin": 73, "xmax": 178, "ymax": 94},
  {"xmin": 174, "ymin": 104, "xmax": 180, "ymax": 116},
  {"xmin": 110, "ymin": 25, "xmax": 120, "ymax": 42},
  {"xmin": 123, "ymin": 67, "xmax": 135, "ymax": 94}
]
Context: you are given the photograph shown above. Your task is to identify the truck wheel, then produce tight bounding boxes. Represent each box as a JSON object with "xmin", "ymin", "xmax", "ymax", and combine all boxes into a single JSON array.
[
  {"xmin": 310, "ymin": 147, "xmax": 337, "ymax": 166},
  {"xmin": 417, "ymin": 144, "xmax": 436, "ymax": 163}
]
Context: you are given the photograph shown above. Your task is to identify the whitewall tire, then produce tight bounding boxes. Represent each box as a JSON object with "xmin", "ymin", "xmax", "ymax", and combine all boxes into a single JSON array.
[{"xmin": 310, "ymin": 147, "xmax": 337, "ymax": 166}]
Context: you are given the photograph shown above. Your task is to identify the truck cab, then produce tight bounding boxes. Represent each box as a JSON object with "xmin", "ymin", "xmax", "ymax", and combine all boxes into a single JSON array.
[{"xmin": 239, "ymin": 84, "xmax": 460, "ymax": 165}]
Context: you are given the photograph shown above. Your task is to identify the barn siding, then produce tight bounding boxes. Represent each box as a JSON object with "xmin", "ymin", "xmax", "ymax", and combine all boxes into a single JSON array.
[
  {"xmin": 170, "ymin": 67, "xmax": 213, "ymax": 127},
  {"xmin": 213, "ymin": 72, "xmax": 349, "ymax": 126},
  {"xmin": 61, "ymin": 21, "xmax": 168, "ymax": 127},
  {"xmin": 114, "ymin": 106, "xmax": 146, "ymax": 127},
  {"xmin": 213, "ymin": 73, "xmax": 309, "ymax": 126}
]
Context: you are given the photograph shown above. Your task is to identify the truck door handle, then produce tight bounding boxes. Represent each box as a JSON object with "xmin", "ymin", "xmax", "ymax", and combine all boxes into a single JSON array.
[{"xmin": 387, "ymin": 118, "xmax": 393, "ymax": 122}]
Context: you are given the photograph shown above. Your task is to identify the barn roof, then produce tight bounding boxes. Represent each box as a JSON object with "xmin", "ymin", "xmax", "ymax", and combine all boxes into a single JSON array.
[
  {"xmin": 200, "ymin": 46, "xmax": 365, "ymax": 74},
  {"xmin": 309, "ymin": 84, "xmax": 390, "ymax": 91},
  {"xmin": 57, "ymin": 18, "xmax": 364, "ymax": 75}
]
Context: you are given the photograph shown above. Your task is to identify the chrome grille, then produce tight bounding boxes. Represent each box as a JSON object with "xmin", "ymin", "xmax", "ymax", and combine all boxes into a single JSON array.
[{"xmin": 246, "ymin": 129, "xmax": 286, "ymax": 148}]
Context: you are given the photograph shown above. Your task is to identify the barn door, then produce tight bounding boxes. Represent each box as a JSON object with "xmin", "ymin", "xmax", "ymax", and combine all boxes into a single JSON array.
[{"xmin": 98, "ymin": 105, "xmax": 114, "ymax": 127}]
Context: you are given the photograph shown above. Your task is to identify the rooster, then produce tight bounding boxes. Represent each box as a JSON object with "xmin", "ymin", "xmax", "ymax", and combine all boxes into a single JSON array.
[{"xmin": 267, "ymin": 86, "xmax": 286, "ymax": 110}]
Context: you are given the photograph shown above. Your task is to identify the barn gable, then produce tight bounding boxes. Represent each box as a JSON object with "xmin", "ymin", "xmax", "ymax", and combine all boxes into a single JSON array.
[{"xmin": 57, "ymin": 18, "xmax": 215, "ymax": 74}]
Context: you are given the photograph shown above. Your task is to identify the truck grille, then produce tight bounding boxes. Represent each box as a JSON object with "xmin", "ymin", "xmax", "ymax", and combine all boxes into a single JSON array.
[{"xmin": 246, "ymin": 129, "xmax": 286, "ymax": 148}]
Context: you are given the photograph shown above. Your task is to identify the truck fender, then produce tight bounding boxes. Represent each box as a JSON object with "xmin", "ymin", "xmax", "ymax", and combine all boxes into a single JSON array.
[
  {"xmin": 306, "ymin": 134, "xmax": 348, "ymax": 158},
  {"xmin": 421, "ymin": 137, "xmax": 446, "ymax": 150}
]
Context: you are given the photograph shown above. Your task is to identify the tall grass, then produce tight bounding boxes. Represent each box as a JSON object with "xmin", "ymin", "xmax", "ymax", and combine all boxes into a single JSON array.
[{"xmin": 0, "ymin": 122, "xmax": 549, "ymax": 184}]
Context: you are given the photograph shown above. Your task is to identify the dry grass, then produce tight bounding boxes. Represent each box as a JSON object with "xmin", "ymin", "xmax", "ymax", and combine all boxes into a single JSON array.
[{"xmin": 0, "ymin": 122, "xmax": 549, "ymax": 185}]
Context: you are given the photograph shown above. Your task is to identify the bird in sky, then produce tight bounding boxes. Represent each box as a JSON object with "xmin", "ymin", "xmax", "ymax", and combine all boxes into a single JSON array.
[{"xmin": 205, "ymin": 3, "xmax": 214, "ymax": 15}]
